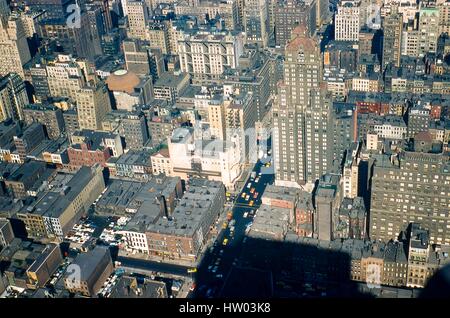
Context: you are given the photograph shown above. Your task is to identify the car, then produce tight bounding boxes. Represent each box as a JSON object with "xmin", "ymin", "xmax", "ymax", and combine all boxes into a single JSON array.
[
  {"xmin": 249, "ymin": 200, "xmax": 254, "ymax": 206},
  {"xmin": 253, "ymin": 192, "xmax": 258, "ymax": 198},
  {"xmin": 245, "ymin": 194, "xmax": 250, "ymax": 201},
  {"xmin": 222, "ymin": 238, "xmax": 228, "ymax": 246},
  {"xmin": 216, "ymin": 274, "xmax": 223, "ymax": 279},
  {"xmin": 190, "ymin": 283, "xmax": 196, "ymax": 291},
  {"xmin": 243, "ymin": 212, "xmax": 248, "ymax": 218},
  {"xmin": 208, "ymin": 265, "xmax": 213, "ymax": 271},
  {"xmin": 241, "ymin": 192, "xmax": 246, "ymax": 198},
  {"xmin": 250, "ymin": 188, "xmax": 255, "ymax": 194},
  {"xmin": 247, "ymin": 183, "xmax": 252, "ymax": 189},
  {"xmin": 243, "ymin": 237, "xmax": 248, "ymax": 243},
  {"xmin": 254, "ymin": 177, "xmax": 260, "ymax": 183},
  {"xmin": 219, "ymin": 249, "xmax": 224, "ymax": 255},
  {"xmin": 212, "ymin": 266, "xmax": 218, "ymax": 273}
]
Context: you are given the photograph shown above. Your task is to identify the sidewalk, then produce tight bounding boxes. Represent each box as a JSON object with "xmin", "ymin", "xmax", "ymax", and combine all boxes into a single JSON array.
[{"xmin": 118, "ymin": 249, "xmax": 198, "ymax": 268}]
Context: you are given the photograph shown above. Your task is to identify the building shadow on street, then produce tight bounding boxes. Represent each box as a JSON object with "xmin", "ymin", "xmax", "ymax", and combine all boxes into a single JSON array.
[{"xmin": 193, "ymin": 236, "xmax": 376, "ymax": 298}]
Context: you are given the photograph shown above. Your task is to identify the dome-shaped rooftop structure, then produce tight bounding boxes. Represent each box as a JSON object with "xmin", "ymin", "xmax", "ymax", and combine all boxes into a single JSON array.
[{"xmin": 106, "ymin": 70, "xmax": 141, "ymax": 94}]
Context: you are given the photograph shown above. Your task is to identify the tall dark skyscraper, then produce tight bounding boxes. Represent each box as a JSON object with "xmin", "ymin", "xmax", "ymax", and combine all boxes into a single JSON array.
[
  {"xmin": 273, "ymin": 26, "xmax": 332, "ymax": 188},
  {"xmin": 382, "ymin": 9, "xmax": 403, "ymax": 70},
  {"xmin": 274, "ymin": 0, "xmax": 317, "ymax": 48}
]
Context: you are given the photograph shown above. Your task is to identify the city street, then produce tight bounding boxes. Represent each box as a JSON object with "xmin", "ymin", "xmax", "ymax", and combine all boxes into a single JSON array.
[
  {"xmin": 112, "ymin": 139, "xmax": 275, "ymax": 298},
  {"xmin": 192, "ymin": 145, "xmax": 275, "ymax": 298}
]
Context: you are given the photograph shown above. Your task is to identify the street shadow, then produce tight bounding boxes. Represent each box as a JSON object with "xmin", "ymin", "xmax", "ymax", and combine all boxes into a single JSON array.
[
  {"xmin": 215, "ymin": 236, "xmax": 374, "ymax": 298},
  {"xmin": 419, "ymin": 264, "xmax": 450, "ymax": 299}
]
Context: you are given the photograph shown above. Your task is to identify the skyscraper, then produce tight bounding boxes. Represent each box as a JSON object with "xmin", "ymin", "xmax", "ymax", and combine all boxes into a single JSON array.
[
  {"xmin": 243, "ymin": 0, "xmax": 270, "ymax": 48},
  {"xmin": 77, "ymin": 82, "xmax": 112, "ymax": 130},
  {"xmin": 0, "ymin": 73, "xmax": 29, "ymax": 122},
  {"xmin": 126, "ymin": 0, "xmax": 149, "ymax": 40},
  {"xmin": 273, "ymin": 26, "xmax": 331, "ymax": 187},
  {"xmin": 274, "ymin": 0, "xmax": 317, "ymax": 48},
  {"xmin": 0, "ymin": 15, "xmax": 31, "ymax": 78},
  {"xmin": 370, "ymin": 151, "xmax": 450, "ymax": 245},
  {"xmin": 335, "ymin": 0, "xmax": 362, "ymax": 42},
  {"xmin": 382, "ymin": 10, "xmax": 403, "ymax": 70},
  {"xmin": 418, "ymin": 7, "xmax": 440, "ymax": 55}
]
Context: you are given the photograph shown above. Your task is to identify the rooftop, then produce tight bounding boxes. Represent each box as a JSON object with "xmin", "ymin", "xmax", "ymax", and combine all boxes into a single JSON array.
[{"xmin": 146, "ymin": 179, "xmax": 224, "ymax": 236}]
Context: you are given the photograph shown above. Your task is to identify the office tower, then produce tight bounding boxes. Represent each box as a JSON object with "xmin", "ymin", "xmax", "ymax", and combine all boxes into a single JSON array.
[
  {"xmin": 29, "ymin": 64, "xmax": 50, "ymax": 102},
  {"xmin": 23, "ymin": 104, "xmax": 65, "ymax": 140},
  {"xmin": 0, "ymin": 73, "xmax": 29, "ymax": 122},
  {"xmin": 178, "ymin": 31, "xmax": 244, "ymax": 81},
  {"xmin": 274, "ymin": 0, "xmax": 317, "ymax": 48},
  {"xmin": 314, "ymin": 173, "xmax": 341, "ymax": 241},
  {"xmin": 407, "ymin": 107, "xmax": 430, "ymax": 139},
  {"xmin": 418, "ymin": 7, "xmax": 440, "ymax": 55},
  {"xmin": 119, "ymin": 112, "xmax": 149, "ymax": 149},
  {"xmin": 77, "ymin": 82, "xmax": 112, "ymax": 130},
  {"xmin": 0, "ymin": 0, "xmax": 9, "ymax": 17},
  {"xmin": 46, "ymin": 55, "xmax": 87, "ymax": 100},
  {"xmin": 273, "ymin": 26, "xmax": 331, "ymax": 187},
  {"xmin": 358, "ymin": 26, "xmax": 375, "ymax": 56},
  {"xmin": 86, "ymin": 4, "xmax": 106, "ymax": 56},
  {"xmin": 370, "ymin": 151, "xmax": 450, "ymax": 245},
  {"xmin": 223, "ymin": 48, "xmax": 271, "ymax": 121},
  {"xmin": 63, "ymin": 109, "xmax": 79, "ymax": 137},
  {"xmin": 243, "ymin": 0, "xmax": 270, "ymax": 48},
  {"xmin": 13, "ymin": 123, "xmax": 46, "ymax": 161},
  {"xmin": 224, "ymin": 90, "xmax": 257, "ymax": 163},
  {"xmin": 438, "ymin": 0, "xmax": 450, "ymax": 35},
  {"xmin": 342, "ymin": 143, "xmax": 360, "ymax": 198},
  {"xmin": 382, "ymin": 10, "xmax": 403, "ymax": 70},
  {"xmin": 39, "ymin": 10, "xmax": 98, "ymax": 61},
  {"xmin": 147, "ymin": 22, "xmax": 169, "ymax": 54},
  {"xmin": 335, "ymin": 0, "xmax": 362, "ymax": 41},
  {"xmin": 316, "ymin": 0, "xmax": 329, "ymax": 26},
  {"xmin": 91, "ymin": 0, "xmax": 113, "ymax": 34},
  {"xmin": 0, "ymin": 16, "xmax": 31, "ymax": 78},
  {"xmin": 25, "ymin": 0, "xmax": 75, "ymax": 21},
  {"xmin": 331, "ymin": 102, "xmax": 355, "ymax": 166},
  {"xmin": 174, "ymin": 0, "xmax": 240, "ymax": 31},
  {"xmin": 127, "ymin": 0, "xmax": 149, "ymax": 40},
  {"xmin": 101, "ymin": 30, "xmax": 121, "ymax": 55},
  {"xmin": 0, "ymin": 219, "xmax": 14, "ymax": 248}
]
